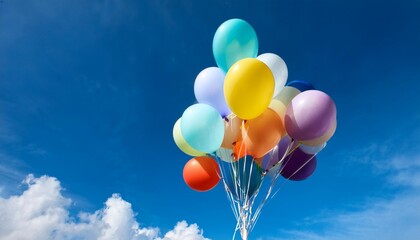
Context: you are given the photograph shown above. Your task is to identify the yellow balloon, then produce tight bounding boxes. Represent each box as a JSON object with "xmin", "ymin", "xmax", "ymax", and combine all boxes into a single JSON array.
[
  {"xmin": 224, "ymin": 58, "xmax": 274, "ymax": 120},
  {"xmin": 269, "ymin": 86, "xmax": 300, "ymax": 122},
  {"xmin": 173, "ymin": 118, "xmax": 206, "ymax": 156},
  {"xmin": 268, "ymin": 99, "xmax": 287, "ymax": 122},
  {"xmin": 274, "ymin": 86, "xmax": 300, "ymax": 104}
]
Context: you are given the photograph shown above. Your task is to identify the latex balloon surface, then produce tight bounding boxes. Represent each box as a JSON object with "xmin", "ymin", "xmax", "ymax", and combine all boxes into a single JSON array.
[
  {"xmin": 242, "ymin": 108, "xmax": 285, "ymax": 158},
  {"xmin": 183, "ymin": 156, "xmax": 221, "ymax": 191},
  {"xmin": 224, "ymin": 58, "xmax": 274, "ymax": 120},
  {"xmin": 221, "ymin": 114, "xmax": 243, "ymax": 149},
  {"xmin": 301, "ymin": 118, "xmax": 337, "ymax": 146},
  {"xmin": 287, "ymin": 80, "xmax": 315, "ymax": 92},
  {"xmin": 194, "ymin": 67, "xmax": 231, "ymax": 117},
  {"xmin": 274, "ymin": 86, "xmax": 300, "ymax": 105},
  {"xmin": 270, "ymin": 86, "xmax": 301, "ymax": 121},
  {"xmin": 181, "ymin": 103, "xmax": 225, "ymax": 153},
  {"xmin": 215, "ymin": 148, "xmax": 235, "ymax": 163},
  {"xmin": 256, "ymin": 136, "xmax": 292, "ymax": 171},
  {"xmin": 299, "ymin": 142, "xmax": 326, "ymax": 155},
  {"xmin": 173, "ymin": 118, "xmax": 205, "ymax": 156},
  {"xmin": 257, "ymin": 53, "xmax": 288, "ymax": 97},
  {"xmin": 213, "ymin": 19, "xmax": 258, "ymax": 73},
  {"xmin": 285, "ymin": 90, "xmax": 336, "ymax": 141},
  {"xmin": 233, "ymin": 139, "xmax": 248, "ymax": 160},
  {"xmin": 281, "ymin": 148, "xmax": 317, "ymax": 181}
]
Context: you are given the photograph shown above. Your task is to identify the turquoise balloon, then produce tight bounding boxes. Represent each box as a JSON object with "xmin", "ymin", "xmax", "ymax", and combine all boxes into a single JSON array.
[
  {"xmin": 223, "ymin": 156, "xmax": 262, "ymax": 200},
  {"xmin": 181, "ymin": 103, "xmax": 225, "ymax": 153},
  {"xmin": 212, "ymin": 19, "xmax": 258, "ymax": 73}
]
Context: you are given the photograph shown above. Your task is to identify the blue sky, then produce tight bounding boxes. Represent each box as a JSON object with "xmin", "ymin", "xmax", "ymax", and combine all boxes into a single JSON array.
[{"xmin": 0, "ymin": 0, "xmax": 419, "ymax": 239}]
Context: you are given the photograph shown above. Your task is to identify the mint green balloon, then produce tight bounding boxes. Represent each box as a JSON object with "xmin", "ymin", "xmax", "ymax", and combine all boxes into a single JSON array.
[
  {"xmin": 213, "ymin": 19, "xmax": 258, "ymax": 73},
  {"xmin": 181, "ymin": 104, "xmax": 225, "ymax": 153}
]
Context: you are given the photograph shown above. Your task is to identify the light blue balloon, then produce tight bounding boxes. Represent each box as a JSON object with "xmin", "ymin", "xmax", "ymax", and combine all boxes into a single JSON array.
[
  {"xmin": 212, "ymin": 19, "xmax": 258, "ymax": 73},
  {"xmin": 194, "ymin": 67, "xmax": 231, "ymax": 117},
  {"xmin": 299, "ymin": 142, "xmax": 327, "ymax": 155},
  {"xmin": 181, "ymin": 103, "xmax": 225, "ymax": 153}
]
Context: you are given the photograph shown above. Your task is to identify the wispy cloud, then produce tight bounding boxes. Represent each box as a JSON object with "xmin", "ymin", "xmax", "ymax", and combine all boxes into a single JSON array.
[
  {"xmin": 273, "ymin": 192, "xmax": 420, "ymax": 240},
  {"xmin": 261, "ymin": 151, "xmax": 420, "ymax": 240},
  {"xmin": 0, "ymin": 116, "xmax": 30, "ymax": 195},
  {"xmin": 0, "ymin": 115, "xmax": 20, "ymax": 144},
  {"xmin": 0, "ymin": 102, "xmax": 49, "ymax": 194},
  {"xmin": 0, "ymin": 152, "xmax": 26, "ymax": 191},
  {"xmin": 0, "ymin": 174, "xmax": 209, "ymax": 240},
  {"xmin": 382, "ymin": 154, "xmax": 420, "ymax": 188}
]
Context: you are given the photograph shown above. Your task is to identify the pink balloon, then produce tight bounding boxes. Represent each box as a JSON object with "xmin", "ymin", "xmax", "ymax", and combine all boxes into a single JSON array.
[{"xmin": 285, "ymin": 90, "xmax": 336, "ymax": 141}]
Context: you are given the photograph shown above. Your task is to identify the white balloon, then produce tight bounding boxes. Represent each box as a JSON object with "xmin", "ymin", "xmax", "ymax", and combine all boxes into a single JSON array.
[
  {"xmin": 299, "ymin": 142, "xmax": 327, "ymax": 155},
  {"xmin": 215, "ymin": 148, "xmax": 235, "ymax": 162},
  {"xmin": 257, "ymin": 53, "xmax": 288, "ymax": 97}
]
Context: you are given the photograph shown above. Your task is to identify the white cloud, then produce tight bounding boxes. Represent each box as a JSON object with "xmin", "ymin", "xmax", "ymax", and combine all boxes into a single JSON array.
[
  {"xmin": 0, "ymin": 174, "xmax": 208, "ymax": 240},
  {"xmin": 156, "ymin": 221, "xmax": 209, "ymax": 240},
  {"xmin": 262, "ymin": 153, "xmax": 420, "ymax": 240},
  {"xmin": 0, "ymin": 174, "xmax": 71, "ymax": 240}
]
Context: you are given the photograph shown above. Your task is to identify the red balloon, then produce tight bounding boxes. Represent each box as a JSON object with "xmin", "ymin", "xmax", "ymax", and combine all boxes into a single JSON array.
[{"xmin": 183, "ymin": 156, "xmax": 221, "ymax": 191}]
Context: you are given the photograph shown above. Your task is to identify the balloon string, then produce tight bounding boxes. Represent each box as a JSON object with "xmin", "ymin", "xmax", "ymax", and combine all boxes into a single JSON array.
[
  {"xmin": 214, "ymin": 151, "xmax": 241, "ymax": 223},
  {"xmin": 225, "ymin": 137, "xmax": 252, "ymax": 238},
  {"xmin": 250, "ymin": 139, "xmax": 297, "ymax": 227},
  {"xmin": 286, "ymin": 140, "xmax": 301, "ymax": 156},
  {"xmin": 217, "ymin": 119, "xmax": 310, "ymax": 239},
  {"xmin": 266, "ymin": 139, "xmax": 305, "ymax": 199},
  {"xmin": 241, "ymin": 124, "xmax": 256, "ymax": 238}
]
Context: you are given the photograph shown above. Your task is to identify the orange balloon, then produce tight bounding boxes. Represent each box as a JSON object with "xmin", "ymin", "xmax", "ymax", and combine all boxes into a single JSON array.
[
  {"xmin": 221, "ymin": 114, "xmax": 243, "ymax": 149},
  {"xmin": 233, "ymin": 139, "xmax": 248, "ymax": 160},
  {"xmin": 183, "ymin": 156, "xmax": 221, "ymax": 192},
  {"xmin": 253, "ymin": 157, "xmax": 263, "ymax": 167},
  {"xmin": 242, "ymin": 108, "xmax": 286, "ymax": 158}
]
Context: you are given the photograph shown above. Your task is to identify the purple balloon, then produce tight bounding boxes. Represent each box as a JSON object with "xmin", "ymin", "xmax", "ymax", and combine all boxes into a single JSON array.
[
  {"xmin": 280, "ymin": 148, "xmax": 317, "ymax": 181},
  {"xmin": 194, "ymin": 67, "xmax": 231, "ymax": 117},
  {"xmin": 259, "ymin": 136, "xmax": 292, "ymax": 171},
  {"xmin": 285, "ymin": 90, "xmax": 336, "ymax": 141}
]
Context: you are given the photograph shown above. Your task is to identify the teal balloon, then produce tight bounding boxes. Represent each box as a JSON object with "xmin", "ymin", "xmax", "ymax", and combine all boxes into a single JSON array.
[
  {"xmin": 212, "ymin": 19, "xmax": 258, "ymax": 73},
  {"xmin": 181, "ymin": 103, "xmax": 225, "ymax": 153},
  {"xmin": 223, "ymin": 156, "xmax": 262, "ymax": 200}
]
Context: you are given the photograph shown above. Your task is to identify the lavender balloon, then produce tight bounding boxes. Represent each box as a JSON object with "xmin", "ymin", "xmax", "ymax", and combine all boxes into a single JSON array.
[
  {"xmin": 194, "ymin": 67, "xmax": 231, "ymax": 117},
  {"xmin": 281, "ymin": 148, "xmax": 317, "ymax": 181},
  {"xmin": 259, "ymin": 136, "xmax": 291, "ymax": 171},
  {"xmin": 285, "ymin": 90, "xmax": 336, "ymax": 141}
]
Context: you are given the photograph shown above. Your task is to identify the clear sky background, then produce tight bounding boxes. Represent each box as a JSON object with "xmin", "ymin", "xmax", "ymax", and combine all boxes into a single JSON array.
[{"xmin": 0, "ymin": 0, "xmax": 419, "ymax": 239}]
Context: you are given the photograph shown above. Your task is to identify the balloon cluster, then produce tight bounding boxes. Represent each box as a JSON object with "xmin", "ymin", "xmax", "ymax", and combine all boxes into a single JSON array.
[{"xmin": 173, "ymin": 18, "xmax": 337, "ymax": 239}]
